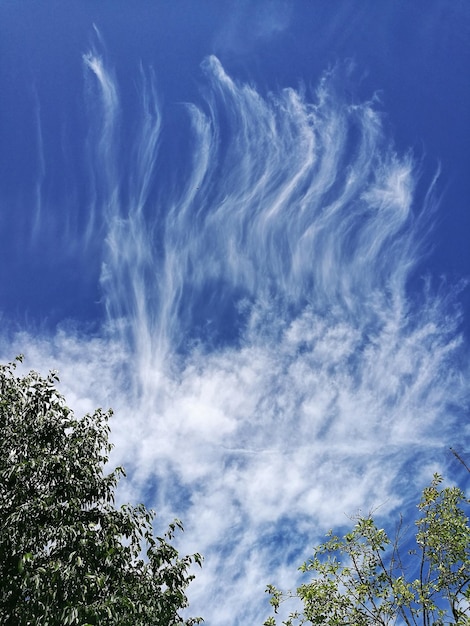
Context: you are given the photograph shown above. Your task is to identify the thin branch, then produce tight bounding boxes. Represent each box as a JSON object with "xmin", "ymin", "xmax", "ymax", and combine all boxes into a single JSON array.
[
  {"xmin": 419, "ymin": 535, "xmax": 428, "ymax": 626},
  {"xmin": 450, "ymin": 448, "xmax": 470, "ymax": 473}
]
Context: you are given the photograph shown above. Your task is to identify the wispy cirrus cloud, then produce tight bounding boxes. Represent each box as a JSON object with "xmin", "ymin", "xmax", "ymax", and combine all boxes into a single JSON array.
[
  {"xmin": 213, "ymin": 0, "xmax": 293, "ymax": 56},
  {"xmin": 1, "ymin": 36, "xmax": 468, "ymax": 625}
]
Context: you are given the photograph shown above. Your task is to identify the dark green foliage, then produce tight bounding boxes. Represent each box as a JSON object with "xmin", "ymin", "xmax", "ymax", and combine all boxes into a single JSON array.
[
  {"xmin": 264, "ymin": 475, "xmax": 470, "ymax": 626},
  {"xmin": 0, "ymin": 357, "xmax": 202, "ymax": 626}
]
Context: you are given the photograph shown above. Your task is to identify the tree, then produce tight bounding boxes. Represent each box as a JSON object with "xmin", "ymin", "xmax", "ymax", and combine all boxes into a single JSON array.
[
  {"xmin": 0, "ymin": 356, "xmax": 202, "ymax": 626},
  {"xmin": 264, "ymin": 474, "xmax": 469, "ymax": 626}
]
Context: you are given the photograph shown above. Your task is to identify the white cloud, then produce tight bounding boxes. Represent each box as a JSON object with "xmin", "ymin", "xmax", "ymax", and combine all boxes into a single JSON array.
[
  {"xmin": 213, "ymin": 0, "xmax": 293, "ymax": 56},
  {"xmin": 1, "ymin": 51, "xmax": 468, "ymax": 625}
]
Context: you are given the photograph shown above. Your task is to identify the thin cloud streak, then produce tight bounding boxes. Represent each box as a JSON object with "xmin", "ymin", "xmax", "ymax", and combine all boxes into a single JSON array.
[
  {"xmin": 1, "ymin": 41, "xmax": 468, "ymax": 625},
  {"xmin": 86, "ymin": 53, "xmax": 436, "ymax": 367}
]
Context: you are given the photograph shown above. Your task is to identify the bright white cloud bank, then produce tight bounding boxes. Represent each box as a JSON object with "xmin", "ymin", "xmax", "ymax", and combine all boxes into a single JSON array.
[{"xmin": 1, "ymin": 47, "xmax": 468, "ymax": 625}]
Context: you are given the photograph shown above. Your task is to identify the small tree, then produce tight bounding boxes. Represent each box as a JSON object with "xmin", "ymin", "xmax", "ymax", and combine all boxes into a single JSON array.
[
  {"xmin": 0, "ymin": 356, "xmax": 202, "ymax": 626},
  {"xmin": 264, "ymin": 475, "xmax": 469, "ymax": 626}
]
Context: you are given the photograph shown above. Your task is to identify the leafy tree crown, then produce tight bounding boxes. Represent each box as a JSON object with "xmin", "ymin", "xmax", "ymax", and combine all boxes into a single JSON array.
[
  {"xmin": 264, "ymin": 473, "xmax": 469, "ymax": 626},
  {"xmin": 0, "ymin": 356, "xmax": 203, "ymax": 626}
]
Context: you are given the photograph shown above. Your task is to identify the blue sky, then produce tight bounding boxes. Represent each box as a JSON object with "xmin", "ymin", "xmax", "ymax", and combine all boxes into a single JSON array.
[{"xmin": 1, "ymin": 2, "xmax": 469, "ymax": 624}]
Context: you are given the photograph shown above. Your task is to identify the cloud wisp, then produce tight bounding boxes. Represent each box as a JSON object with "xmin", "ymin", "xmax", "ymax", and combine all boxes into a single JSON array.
[{"xmin": 1, "ymin": 47, "xmax": 468, "ymax": 625}]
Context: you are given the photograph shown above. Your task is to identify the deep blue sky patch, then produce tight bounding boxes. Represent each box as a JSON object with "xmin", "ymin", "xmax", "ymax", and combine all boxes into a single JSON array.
[{"xmin": 1, "ymin": 2, "xmax": 469, "ymax": 624}]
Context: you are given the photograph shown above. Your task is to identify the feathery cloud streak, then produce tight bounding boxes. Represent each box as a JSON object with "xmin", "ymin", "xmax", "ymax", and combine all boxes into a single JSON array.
[{"xmin": 2, "ymin": 46, "xmax": 468, "ymax": 625}]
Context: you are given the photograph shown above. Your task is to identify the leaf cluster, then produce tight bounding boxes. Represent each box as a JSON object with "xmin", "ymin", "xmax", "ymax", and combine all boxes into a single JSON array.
[
  {"xmin": 264, "ymin": 474, "xmax": 469, "ymax": 626},
  {"xmin": 0, "ymin": 357, "xmax": 202, "ymax": 626}
]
